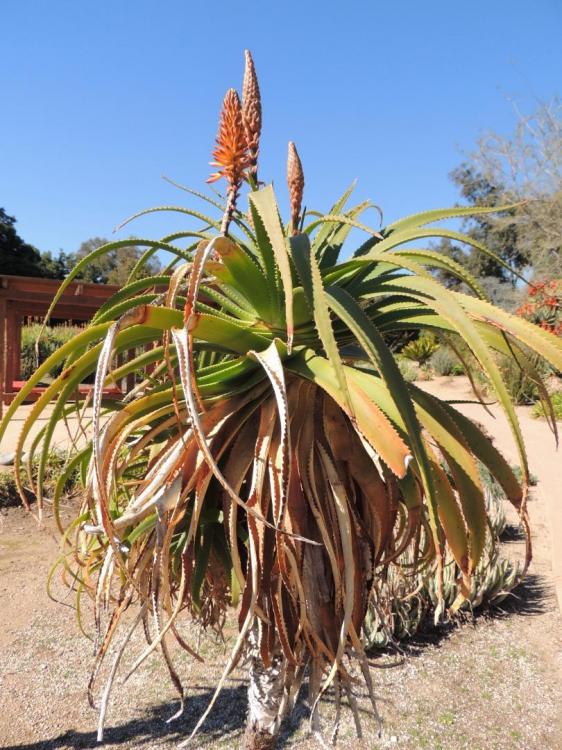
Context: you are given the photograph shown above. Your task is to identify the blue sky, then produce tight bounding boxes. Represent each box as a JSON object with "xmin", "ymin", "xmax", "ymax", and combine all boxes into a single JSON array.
[{"xmin": 2, "ymin": 0, "xmax": 561, "ymax": 258}]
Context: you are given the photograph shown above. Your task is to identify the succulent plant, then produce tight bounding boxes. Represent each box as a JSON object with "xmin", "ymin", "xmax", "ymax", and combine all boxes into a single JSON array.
[
  {"xmin": 2, "ymin": 51, "xmax": 561, "ymax": 749},
  {"xmin": 363, "ymin": 471, "xmax": 523, "ymax": 650}
]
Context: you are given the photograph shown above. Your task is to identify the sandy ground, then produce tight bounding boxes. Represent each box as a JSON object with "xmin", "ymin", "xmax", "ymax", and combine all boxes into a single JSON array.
[
  {"xmin": 1, "ymin": 377, "xmax": 562, "ymax": 750},
  {"xmin": 0, "ymin": 404, "xmax": 98, "ymax": 460}
]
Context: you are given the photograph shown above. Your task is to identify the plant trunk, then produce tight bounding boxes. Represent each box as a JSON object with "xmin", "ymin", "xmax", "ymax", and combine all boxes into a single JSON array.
[{"xmin": 242, "ymin": 626, "xmax": 285, "ymax": 750}]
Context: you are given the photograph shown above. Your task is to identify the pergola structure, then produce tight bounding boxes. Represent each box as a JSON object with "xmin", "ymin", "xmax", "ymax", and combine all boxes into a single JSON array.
[{"xmin": 0, "ymin": 274, "xmax": 121, "ymax": 415}]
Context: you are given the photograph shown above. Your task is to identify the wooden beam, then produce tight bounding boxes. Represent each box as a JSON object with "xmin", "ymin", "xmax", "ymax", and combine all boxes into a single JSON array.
[
  {"xmin": 1, "ymin": 290, "xmax": 117, "ymax": 310},
  {"xmin": 11, "ymin": 304, "xmax": 101, "ymax": 321},
  {"xmin": 0, "ymin": 274, "xmax": 120, "ymax": 298}
]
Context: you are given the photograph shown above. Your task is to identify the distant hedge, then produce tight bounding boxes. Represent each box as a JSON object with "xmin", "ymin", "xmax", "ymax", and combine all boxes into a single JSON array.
[{"xmin": 20, "ymin": 323, "xmax": 84, "ymax": 381}]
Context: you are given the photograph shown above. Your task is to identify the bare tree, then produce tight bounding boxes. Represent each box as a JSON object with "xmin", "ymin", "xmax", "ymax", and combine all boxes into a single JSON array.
[{"xmin": 471, "ymin": 97, "xmax": 562, "ymax": 279}]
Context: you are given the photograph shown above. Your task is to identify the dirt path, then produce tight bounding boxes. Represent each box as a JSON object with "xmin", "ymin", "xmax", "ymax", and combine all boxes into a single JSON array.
[{"xmin": 1, "ymin": 380, "xmax": 562, "ymax": 749}]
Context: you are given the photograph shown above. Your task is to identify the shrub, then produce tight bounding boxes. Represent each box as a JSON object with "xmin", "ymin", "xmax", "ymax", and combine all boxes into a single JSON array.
[
  {"xmin": 20, "ymin": 323, "xmax": 84, "ymax": 380},
  {"xmin": 516, "ymin": 278, "xmax": 562, "ymax": 337},
  {"xmin": 397, "ymin": 358, "xmax": 419, "ymax": 382},
  {"xmin": 0, "ymin": 471, "xmax": 22, "ymax": 508},
  {"xmin": 498, "ymin": 350, "xmax": 552, "ymax": 405},
  {"xmin": 0, "ymin": 450, "xmax": 81, "ymax": 509},
  {"xmin": 474, "ymin": 346, "xmax": 554, "ymax": 405},
  {"xmin": 430, "ymin": 346, "xmax": 464, "ymax": 376},
  {"xmin": 532, "ymin": 390, "xmax": 562, "ymax": 420}
]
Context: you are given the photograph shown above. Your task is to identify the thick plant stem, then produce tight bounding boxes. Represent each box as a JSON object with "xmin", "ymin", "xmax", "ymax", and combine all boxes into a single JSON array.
[
  {"xmin": 221, "ymin": 184, "xmax": 240, "ymax": 236},
  {"xmin": 242, "ymin": 626, "xmax": 285, "ymax": 750}
]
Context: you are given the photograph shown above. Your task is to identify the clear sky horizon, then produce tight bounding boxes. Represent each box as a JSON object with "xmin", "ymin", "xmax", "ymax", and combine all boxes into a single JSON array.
[{"xmin": 2, "ymin": 0, "xmax": 561, "ymax": 258}]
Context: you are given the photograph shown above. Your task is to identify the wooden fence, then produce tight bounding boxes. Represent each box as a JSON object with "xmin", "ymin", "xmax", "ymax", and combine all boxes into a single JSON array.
[{"xmin": 0, "ymin": 274, "xmax": 121, "ymax": 415}]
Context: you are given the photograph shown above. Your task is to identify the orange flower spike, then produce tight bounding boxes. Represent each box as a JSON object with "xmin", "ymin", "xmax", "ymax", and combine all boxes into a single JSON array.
[
  {"xmin": 208, "ymin": 88, "xmax": 249, "ymax": 187},
  {"xmin": 208, "ymin": 88, "xmax": 250, "ymax": 235}
]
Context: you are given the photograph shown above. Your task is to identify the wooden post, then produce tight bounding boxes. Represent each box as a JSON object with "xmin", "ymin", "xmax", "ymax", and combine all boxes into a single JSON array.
[
  {"xmin": 13, "ymin": 314, "xmax": 22, "ymax": 380},
  {"xmin": 4, "ymin": 306, "xmax": 17, "ymax": 404},
  {"xmin": 144, "ymin": 341, "xmax": 155, "ymax": 375},
  {"xmin": 0, "ymin": 298, "xmax": 6, "ymax": 417}
]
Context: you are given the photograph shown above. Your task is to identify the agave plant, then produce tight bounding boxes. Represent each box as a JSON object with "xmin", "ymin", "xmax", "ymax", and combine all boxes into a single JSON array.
[{"xmin": 3, "ymin": 51, "xmax": 562, "ymax": 749}]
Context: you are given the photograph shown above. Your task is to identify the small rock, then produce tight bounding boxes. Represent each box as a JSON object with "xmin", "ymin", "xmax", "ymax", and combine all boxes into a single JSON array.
[{"xmin": 390, "ymin": 737, "xmax": 398, "ymax": 744}]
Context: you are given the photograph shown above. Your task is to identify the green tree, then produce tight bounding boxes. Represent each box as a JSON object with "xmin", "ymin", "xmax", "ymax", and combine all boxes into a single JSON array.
[
  {"xmin": 471, "ymin": 97, "xmax": 562, "ymax": 279},
  {"xmin": 450, "ymin": 164, "xmax": 526, "ymax": 279},
  {"xmin": 74, "ymin": 237, "xmax": 161, "ymax": 285},
  {"xmin": 433, "ymin": 166, "xmax": 526, "ymax": 299},
  {"xmin": 436, "ymin": 98, "xmax": 562, "ymax": 301},
  {"xmin": 36, "ymin": 249, "xmax": 73, "ymax": 279},
  {"xmin": 0, "ymin": 208, "xmax": 70, "ymax": 279}
]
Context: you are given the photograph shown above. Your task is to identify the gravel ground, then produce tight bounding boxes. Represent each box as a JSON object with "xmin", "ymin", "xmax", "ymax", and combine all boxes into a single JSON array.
[
  {"xmin": 1, "ymin": 493, "xmax": 561, "ymax": 750},
  {"xmin": 1, "ymin": 382, "xmax": 562, "ymax": 750}
]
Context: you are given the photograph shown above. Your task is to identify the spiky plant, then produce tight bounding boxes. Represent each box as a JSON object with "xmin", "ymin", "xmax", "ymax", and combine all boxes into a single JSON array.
[
  {"xmin": 400, "ymin": 333, "xmax": 440, "ymax": 366},
  {"xmin": 363, "ymin": 469, "xmax": 521, "ymax": 650},
  {"xmin": 2, "ymin": 52, "xmax": 562, "ymax": 749}
]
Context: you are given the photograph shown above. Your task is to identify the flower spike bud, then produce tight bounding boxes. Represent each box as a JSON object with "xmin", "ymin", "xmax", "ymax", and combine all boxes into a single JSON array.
[
  {"xmin": 208, "ymin": 88, "xmax": 250, "ymax": 235},
  {"xmin": 242, "ymin": 50, "xmax": 262, "ymax": 182},
  {"xmin": 287, "ymin": 141, "xmax": 304, "ymax": 235}
]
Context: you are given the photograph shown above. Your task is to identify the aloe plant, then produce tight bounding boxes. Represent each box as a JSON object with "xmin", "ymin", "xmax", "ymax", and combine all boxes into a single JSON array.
[
  {"xmin": 364, "ymin": 467, "xmax": 520, "ymax": 650},
  {"xmin": 401, "ymin": 333, "xmax": 440, "ymax": 365},
  {"xmin": 2, "ymin": 51, "xmax": 562, "ymax": 749}
]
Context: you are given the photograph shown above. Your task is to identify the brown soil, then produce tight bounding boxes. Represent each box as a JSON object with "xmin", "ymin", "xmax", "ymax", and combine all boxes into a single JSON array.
[{"xmin": 1, "ymin": 378, "xmax": 562, "ymax": 749}]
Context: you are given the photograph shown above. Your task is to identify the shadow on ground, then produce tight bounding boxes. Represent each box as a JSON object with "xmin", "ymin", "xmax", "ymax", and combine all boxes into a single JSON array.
[
  {"xmin": 3, "ymin": 680, "xmax": 315, "ymax": 750},
  {"xmin": 2, "ymin": 685, "xmax": 248, "ymax": 750}
]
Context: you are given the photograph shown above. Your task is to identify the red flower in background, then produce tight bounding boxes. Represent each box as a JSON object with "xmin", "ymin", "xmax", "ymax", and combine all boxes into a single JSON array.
[{"xmin": 517, "ymin": 278, "xmax": 562, "ymax": 336}]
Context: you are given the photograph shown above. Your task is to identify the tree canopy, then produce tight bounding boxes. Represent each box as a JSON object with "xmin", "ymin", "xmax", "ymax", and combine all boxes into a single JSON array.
[
  {"xmin": 0, "ymin": 210, "xmax": 160, "ymax": 283},
  {"xmin": 435, "ymin": 98, "xmax": 562, "ymax": 306},
  {"xmin": 74, "ymin": 237, "xmax": 161, "ymax": 285},
  {"xmin": 0, "ymin": 208, "xmax": 69, "ymax": 279}
]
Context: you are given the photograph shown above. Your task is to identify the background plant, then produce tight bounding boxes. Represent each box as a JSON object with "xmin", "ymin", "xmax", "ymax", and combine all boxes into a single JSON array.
[
  {"xmin": 20, "ymin": 323, "xmax": 85, "ymax": 380},
  {"xmin": 516, "ymin": 278, "xmax": 562, "ymax": 336},
  {"xmin": 0, "ymin": 449, "xmax": 79, "ymax": 508},
  {"xmin": 429, "ymin": 345, "xmax": 465, "ymax": 376},
  {"xmin": 0, "ymin": 471, "xmax": 24, "ymax": 508},
  {"xmin": 364, "ymin": 466, "xmax": 519, "ymax": 650},
  {"xmin": 397, "ymin": 358, "xmax": 420, "ymax": 383},
  {"xmin": 434, "ymin": 98, "xmax": 562, "ymax": 300},
  {"xmin": 400, "ymin": 333, "xmax": 440, "ymax": 366},
  {"xmin": 532, "ymin": 391, "xmax": 562, "ymax": 420}
]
